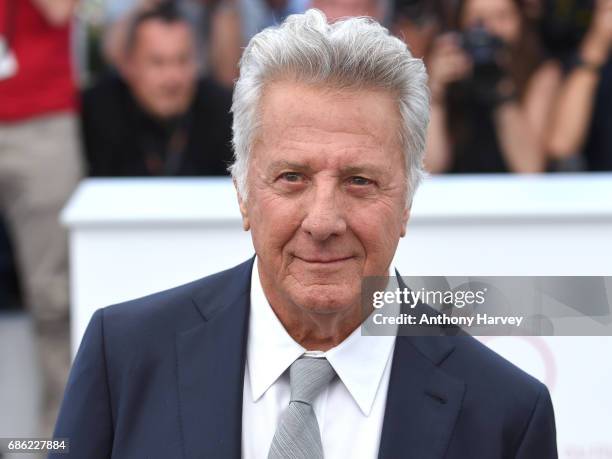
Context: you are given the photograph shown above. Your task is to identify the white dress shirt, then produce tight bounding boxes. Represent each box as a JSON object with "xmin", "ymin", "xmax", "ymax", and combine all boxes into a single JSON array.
[{"xmin": 242, "ymin": 260, "xmax": 397, "ymax": 459}]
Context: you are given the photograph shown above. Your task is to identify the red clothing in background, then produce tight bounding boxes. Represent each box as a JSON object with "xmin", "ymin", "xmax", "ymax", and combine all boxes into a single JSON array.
[{"xmin": 0, "ymin": 0, "xmax": 77, "ymax": 121}]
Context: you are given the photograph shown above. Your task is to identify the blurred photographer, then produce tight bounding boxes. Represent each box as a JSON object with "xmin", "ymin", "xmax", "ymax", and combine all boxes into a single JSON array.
[
  {"xmin": 82, "ymin": 1, "xmax": 233, "ymax": 177},
  {"xmin": 425, "ymin": 0, "xmax": 561, "ymax": 173},
  {"xmin": 547, "ymin": 0, "xmax": 612, "ymax": 170}
]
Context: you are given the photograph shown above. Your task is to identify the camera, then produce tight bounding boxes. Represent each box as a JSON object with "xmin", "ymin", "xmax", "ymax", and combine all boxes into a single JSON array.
[
  {"xmin": 460, "ymin": 23, "xmax": 504, "ymax": 70},
  {"xmin": 458, "ymin": 24, "xmax": 507, "ymax": 104}
]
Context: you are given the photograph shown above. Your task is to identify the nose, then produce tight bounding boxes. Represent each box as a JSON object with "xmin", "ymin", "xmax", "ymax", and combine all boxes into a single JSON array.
[{"xmin": 301, "ymin": 183, "xmax": 347, "ymax": 242}]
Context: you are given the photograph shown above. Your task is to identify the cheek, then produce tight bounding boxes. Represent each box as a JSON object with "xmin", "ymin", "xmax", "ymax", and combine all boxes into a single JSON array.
[
  {"xmin": 175, "ymin": 66, "xmax": 194, "ymax": 87},
  {"xmin": 249, "ymin": 194, "xmax": 303, "ymax": 251},
  {"xmin": 140, "ymin": 65, "xmax": 159, "ymax": 86},
  {"xmin": 493, "ymin": 11, "xmax": 521, "ymax": 43},
  {"xmin": 143, "ymin": 78, "xmax": 164, "ymax": 98},
  {"xmin": 349, "ymin": 204, "xmax": 404, "ymax": 255}
]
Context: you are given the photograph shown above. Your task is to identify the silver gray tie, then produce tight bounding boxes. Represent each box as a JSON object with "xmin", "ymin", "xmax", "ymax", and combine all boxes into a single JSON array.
[{"xmin": 268, "ymin": 357, "xmax": 337, "ymax": 459}]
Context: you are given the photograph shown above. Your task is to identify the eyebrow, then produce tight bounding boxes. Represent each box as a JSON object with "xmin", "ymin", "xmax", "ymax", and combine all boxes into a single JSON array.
[
  {"xmin": 340, "ymin": 164, "xmax": 387, "ymax": 177},
  {"xmin": 267, "ymin": 160, "xmax": 388, "ymax": 177},
  {"xmin": 267, "ymin": 160, "xmax": 314, "ymax": 174}
]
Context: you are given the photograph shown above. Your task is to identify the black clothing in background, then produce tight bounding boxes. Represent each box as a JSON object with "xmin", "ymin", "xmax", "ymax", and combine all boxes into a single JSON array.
[
  {"xmin": 583, "ymin": 58, "xmax": 612, "ymax": 171},
  {"xmin": 446, "ymin": 83, "xmax": 509, "ymax": 174},
  {"xmin": 81, "ymin": 76, "xmax": 233, "ymax": 177}
]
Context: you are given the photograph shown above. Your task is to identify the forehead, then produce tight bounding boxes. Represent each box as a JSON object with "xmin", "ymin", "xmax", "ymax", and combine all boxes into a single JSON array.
[
  {"xmin": 463, "ymin": 0, "xmax": 516, "ymax": 17},
  {"xmin": 254, "ymin": 80, "xmax": 403, "ymax": 168},
  {"xmin": 133, "ymin": 19, "xmax": 193, "ymax": 54}
]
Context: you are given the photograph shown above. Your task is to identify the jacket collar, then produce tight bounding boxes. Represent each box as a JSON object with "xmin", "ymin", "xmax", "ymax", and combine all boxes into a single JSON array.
[
  {"xmin": 377, "ymin": 333, "xmax": 466, "ymax": 459},
  {"xmin": 175, "ymin": 257, "xmax": 254, "ymax": 459},
  {"xmin": 377, "ymin": 270, "xmax": 466, "ymax": 458}
]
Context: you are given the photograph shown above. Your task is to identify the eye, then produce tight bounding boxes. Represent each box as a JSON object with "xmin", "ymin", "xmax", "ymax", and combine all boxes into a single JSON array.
[
  {"xmin": 348, "ymin": 176, "xmax": 374, "ymax": 186},
  {"xmin": 278, "ymin": 172, "xmax": 304, "ymax": 183}
]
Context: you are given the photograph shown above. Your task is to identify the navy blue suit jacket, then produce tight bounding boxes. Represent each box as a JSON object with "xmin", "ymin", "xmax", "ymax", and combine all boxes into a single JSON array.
[{"xmin": 51, "ymin": 258, "xmax": 557, "ymax": 458}]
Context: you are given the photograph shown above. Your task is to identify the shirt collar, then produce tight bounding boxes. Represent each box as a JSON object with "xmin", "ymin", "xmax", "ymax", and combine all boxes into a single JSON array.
[
  {"xmin": 246, "ymin": 257, "xmax": 397, "ymax": 416},
  {"xmin": 247, "ymin": 259, "xmax": 305, "ymax": 403},
  {"xmin": 325, "ymin": 317, "xmax": 396, "ymax": 416}
]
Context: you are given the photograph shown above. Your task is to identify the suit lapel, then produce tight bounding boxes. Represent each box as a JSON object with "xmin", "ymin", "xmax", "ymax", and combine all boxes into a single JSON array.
[
  {"xmin": 378, "ymin": 335, "xmax": 466, "ymax": 459},
  {"xmin": 175, "ymin": 258, "xmax": 254, "ymax": 459}
]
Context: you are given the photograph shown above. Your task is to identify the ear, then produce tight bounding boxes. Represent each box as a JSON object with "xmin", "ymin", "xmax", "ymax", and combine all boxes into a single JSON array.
[
  {"xmin": 234, "ymin": 179, "xmax": 250, "ymax": 231},
  {"xmin": 400, "ymin": 205, "xmax": 410, "ymax": 238}
]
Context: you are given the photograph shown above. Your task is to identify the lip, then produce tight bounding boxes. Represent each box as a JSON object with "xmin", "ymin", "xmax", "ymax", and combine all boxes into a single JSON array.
[{"xmin": 294, "ymin": 255, "xmax": 354, "ymax": 264}]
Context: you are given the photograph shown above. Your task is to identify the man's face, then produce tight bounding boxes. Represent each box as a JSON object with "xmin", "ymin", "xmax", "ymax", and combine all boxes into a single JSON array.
[
  {"xmin": 239, "ymin": 81, "xmax": 409, "ymax": 317},
  {"xmin": 124, "ymin": 19, "xmax": 197, "ymax": 119}
]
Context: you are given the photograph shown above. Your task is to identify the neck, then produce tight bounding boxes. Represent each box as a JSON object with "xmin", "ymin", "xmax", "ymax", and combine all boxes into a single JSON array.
[{"xmin": 269, "ymin": 300, "xmax": 364, "ymax": 351}]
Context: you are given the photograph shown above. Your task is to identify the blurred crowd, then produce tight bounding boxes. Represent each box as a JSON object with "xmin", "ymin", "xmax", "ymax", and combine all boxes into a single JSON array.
[
  {"xmin": 0, "ymin": 0, "xmax": 611, "ymax": 439},
  {"xmin": 73, "ymin": 0, "xmax": 612, "ymax": 175}
]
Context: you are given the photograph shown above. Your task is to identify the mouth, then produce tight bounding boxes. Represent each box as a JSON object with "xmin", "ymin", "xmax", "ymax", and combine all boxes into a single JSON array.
[{"xmin": 294, "ymin": 255, "xmax": 354, "ymax": 265}]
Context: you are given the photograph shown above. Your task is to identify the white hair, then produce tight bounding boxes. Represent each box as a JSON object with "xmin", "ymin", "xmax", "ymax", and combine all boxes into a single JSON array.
[{"xmin": 229, "ymin": 9, "xmax": 430, "ymax": 205}]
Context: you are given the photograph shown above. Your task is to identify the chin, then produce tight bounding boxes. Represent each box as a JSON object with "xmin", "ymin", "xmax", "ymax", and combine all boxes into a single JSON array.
[
  {"xmin": 152, "ymin": 100, "xmax": 188, "ymax": 119},
  {"xmin": 293, "ymin": 284, "xmax": 360, "ymax": 315}
]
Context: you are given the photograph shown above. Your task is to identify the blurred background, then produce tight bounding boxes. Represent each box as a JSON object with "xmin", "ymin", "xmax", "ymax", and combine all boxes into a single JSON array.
[{"xmin": 1, "ymin": 0, "xmax": 611, "ymax": 457}]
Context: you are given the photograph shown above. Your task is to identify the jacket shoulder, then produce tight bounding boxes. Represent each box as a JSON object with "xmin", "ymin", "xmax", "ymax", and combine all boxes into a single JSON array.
[
  {"xmin": 99, "ymin": 258, "xmax": 253, "ymax": 340},
  {"xmin": 444, "ymin": 336, "xmax": 556, "ymax": 456},
  {"xmin": 451, "ymin": 335, "xmax": 545, "ymax": 390},
  {"xmin": 445, "ymin": 334, "xmax": 550, "ymax": 424}
]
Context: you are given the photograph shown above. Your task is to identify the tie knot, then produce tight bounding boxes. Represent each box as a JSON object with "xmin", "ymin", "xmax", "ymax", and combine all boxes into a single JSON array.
[{"xmin": 289, "ymin": 357, "xmax": 336, "ymax": 405}]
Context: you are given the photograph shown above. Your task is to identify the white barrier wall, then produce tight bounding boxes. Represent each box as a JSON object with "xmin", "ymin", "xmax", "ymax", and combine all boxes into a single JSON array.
[{"xmin": 62, "ymin": 174, "xmax": 612, "ymax": 458}]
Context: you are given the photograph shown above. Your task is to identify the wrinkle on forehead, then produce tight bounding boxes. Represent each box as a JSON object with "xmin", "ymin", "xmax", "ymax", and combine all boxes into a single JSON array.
[
  {"xmin": 272, "ymin": 129, "xmax": 386, "ymax": 167},
  {"xmin": 254, "ymin": 80, "xmax": 403, "ymax": 154}
]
